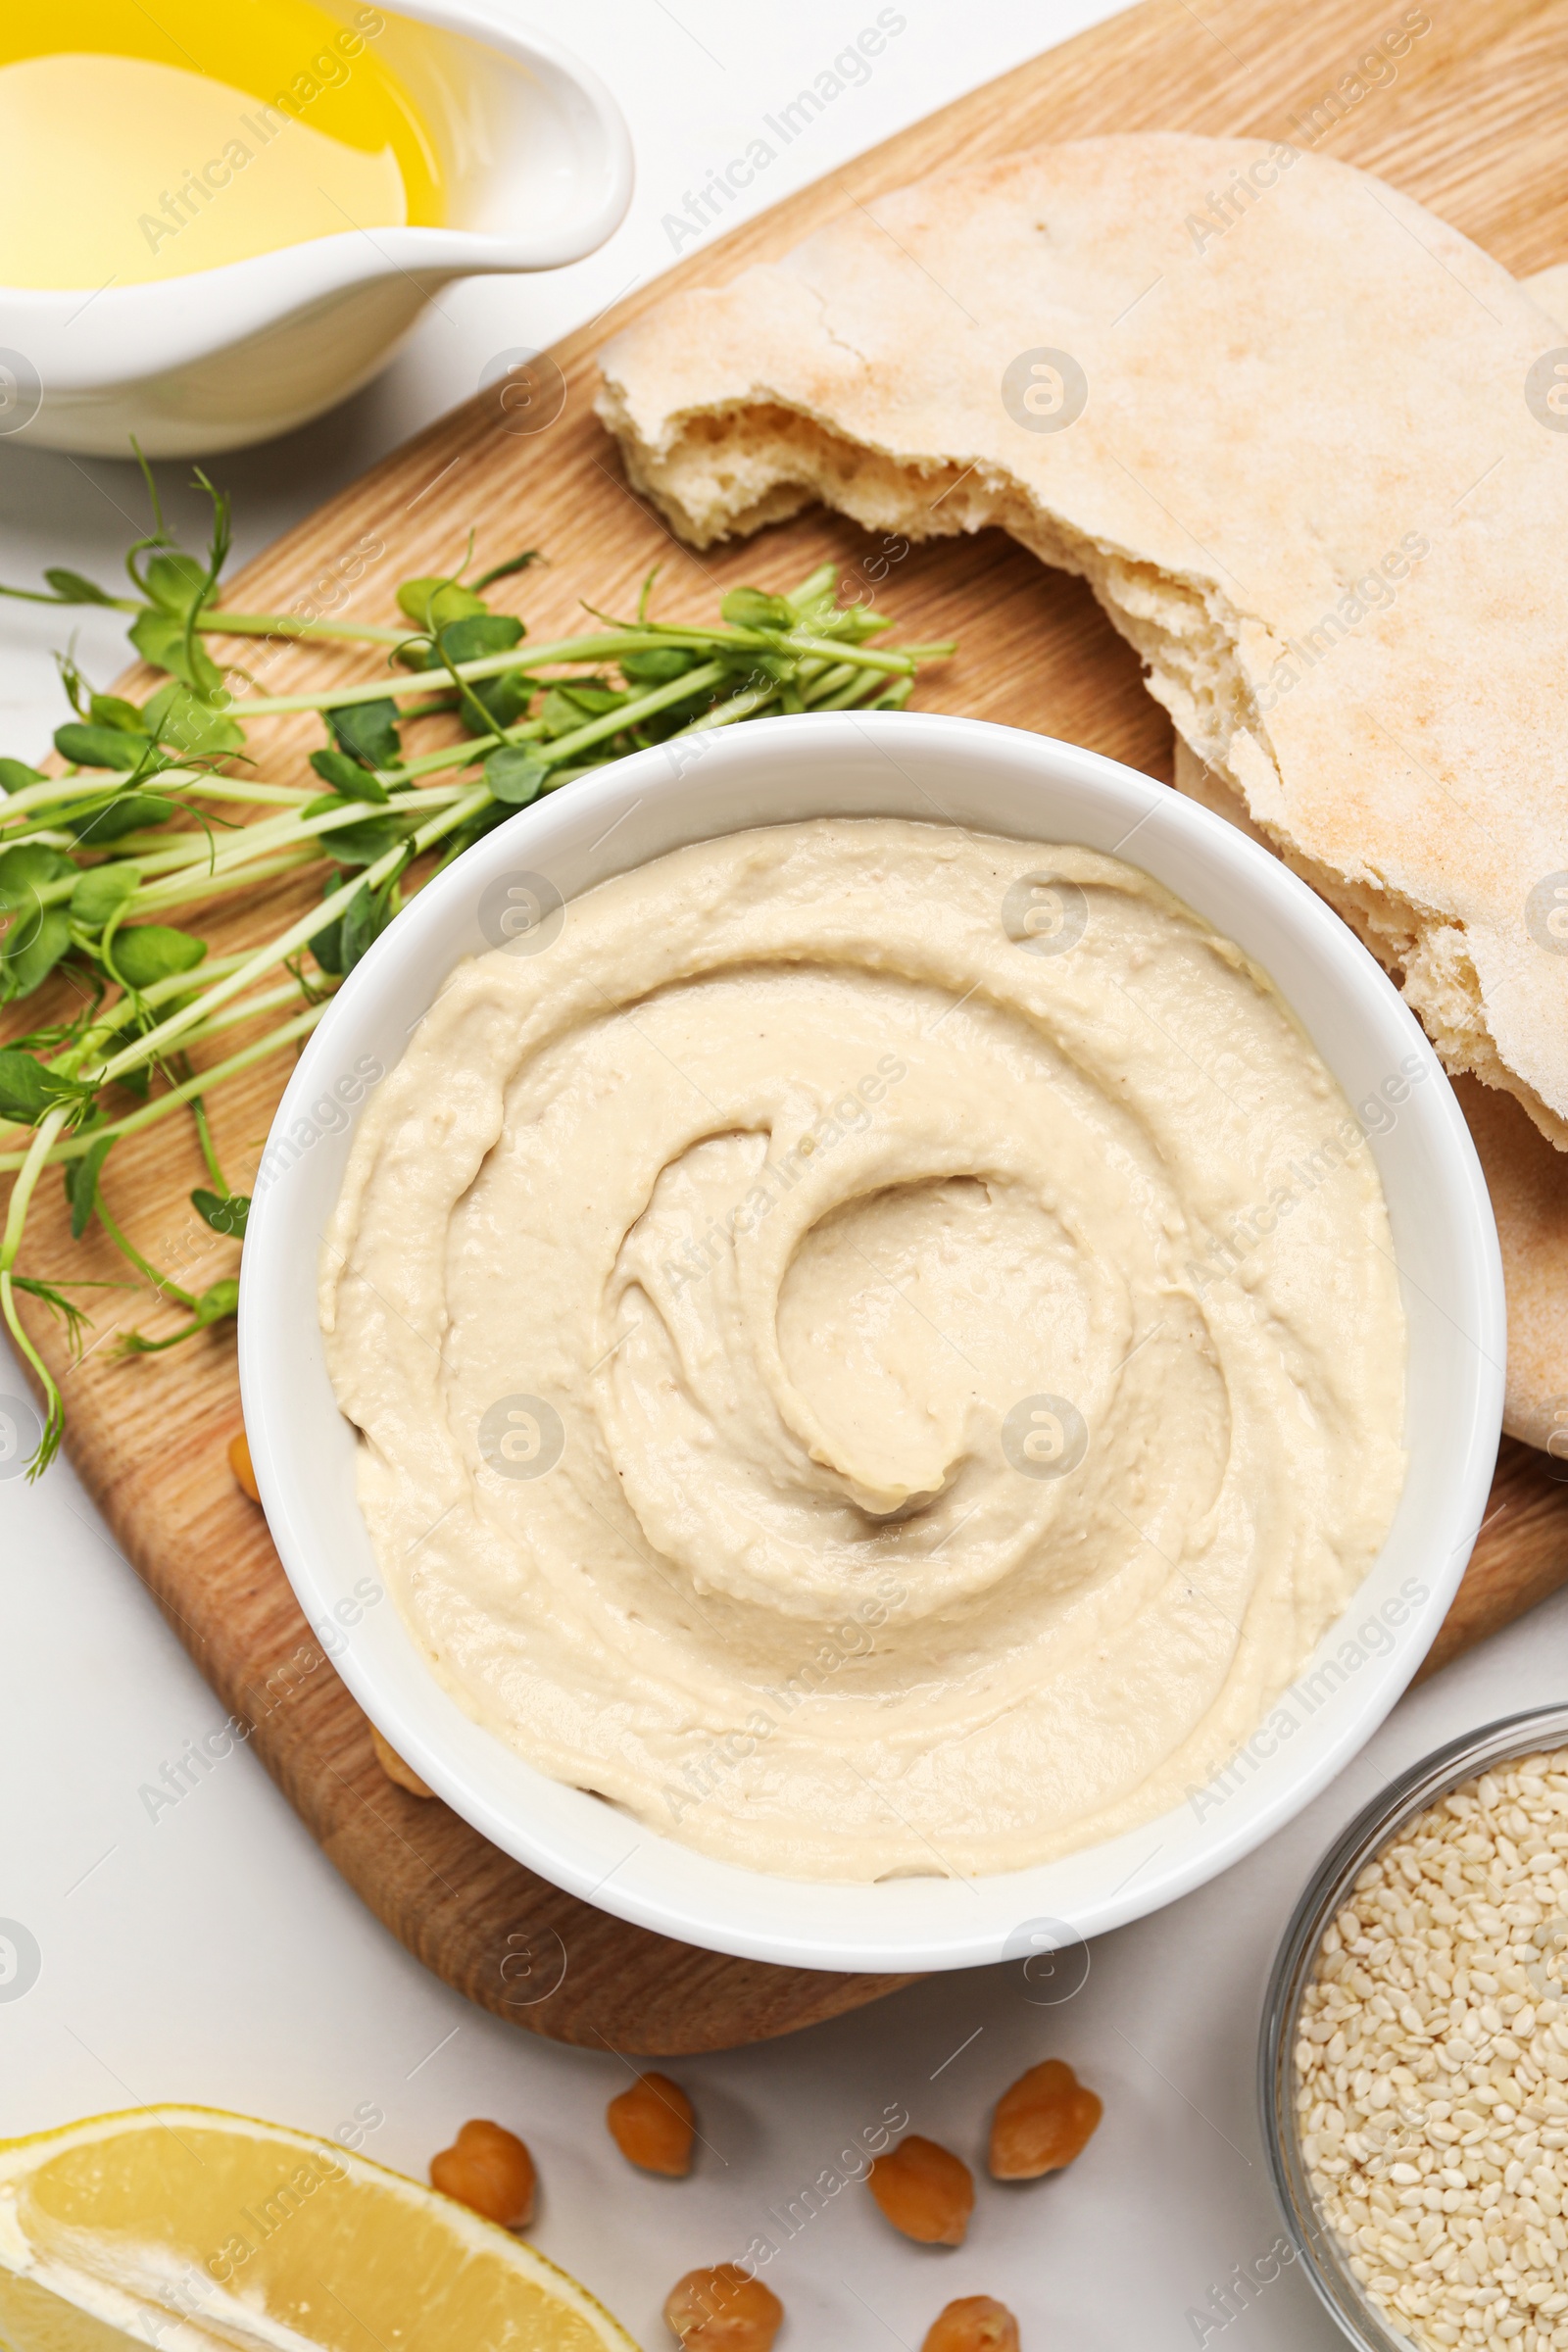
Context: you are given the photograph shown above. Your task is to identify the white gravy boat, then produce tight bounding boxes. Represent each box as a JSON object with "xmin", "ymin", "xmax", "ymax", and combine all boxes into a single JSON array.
[{"xmin": 0, "ymin": 1, "xmax": 632, "ymax": 457}]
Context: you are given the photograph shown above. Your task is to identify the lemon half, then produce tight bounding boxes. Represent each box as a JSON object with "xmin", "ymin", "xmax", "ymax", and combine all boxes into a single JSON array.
[{"xmin": 0, "ymin": 2107, "xmax": 638, "ymax": 2352}]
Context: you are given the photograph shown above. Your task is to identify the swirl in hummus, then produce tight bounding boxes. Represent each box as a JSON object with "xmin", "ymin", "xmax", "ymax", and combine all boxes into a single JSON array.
[{"xmin": 320, "ymin": 818, "xmax": 1407, "ymax": 1880}]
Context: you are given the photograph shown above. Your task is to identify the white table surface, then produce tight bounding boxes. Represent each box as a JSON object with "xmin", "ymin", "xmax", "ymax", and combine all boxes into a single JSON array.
[{"xmin": 1, "ymin": 8, "xmax": 1557, "ymax": 2348}]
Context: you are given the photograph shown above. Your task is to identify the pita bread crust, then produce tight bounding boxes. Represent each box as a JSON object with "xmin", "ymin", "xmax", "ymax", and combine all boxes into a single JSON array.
[
  {"xmin": 1172, "ymin": 738, "xmax": 1565, "ymax": 1454},
  {"xmin": 1451, "ymin": 1074, "xmax": 1568, "ymax": 1458},
  {"xmin": 597, "ymin": 134, "xmax": 1568, "ymax": 1155}
]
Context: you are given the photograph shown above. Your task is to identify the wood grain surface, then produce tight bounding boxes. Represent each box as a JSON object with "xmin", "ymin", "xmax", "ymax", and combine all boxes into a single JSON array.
[{"xmin": 11, "ymin": 0, "xmax": 1568, "ymax": 2054}]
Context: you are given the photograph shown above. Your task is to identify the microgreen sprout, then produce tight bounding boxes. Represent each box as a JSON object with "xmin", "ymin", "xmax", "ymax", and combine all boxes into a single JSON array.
[{"xmin": 0, "ymin": 464, "xmax": 953, "ymax": 1474}]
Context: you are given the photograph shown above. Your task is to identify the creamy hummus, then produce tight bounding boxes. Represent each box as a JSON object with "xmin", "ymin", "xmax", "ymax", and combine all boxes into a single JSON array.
[{"xmin": 320, "ymin": 819, "xmax": 1407, "ymax": 1880}]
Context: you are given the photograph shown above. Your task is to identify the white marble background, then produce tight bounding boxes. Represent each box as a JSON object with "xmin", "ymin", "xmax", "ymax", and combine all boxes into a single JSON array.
[{"xmin": 2, "ymin": 6, "xmax": 1559, "ymax": 2346}]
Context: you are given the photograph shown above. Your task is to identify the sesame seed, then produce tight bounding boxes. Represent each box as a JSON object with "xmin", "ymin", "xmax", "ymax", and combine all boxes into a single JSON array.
[{"xmin": 1298, "ymin": 1746, "xmax": 1568, "ymax": 2352}]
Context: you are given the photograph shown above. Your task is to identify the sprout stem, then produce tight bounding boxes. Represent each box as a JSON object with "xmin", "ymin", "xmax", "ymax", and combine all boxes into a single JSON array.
[
  {"xmin": 0, "ymin": 1106, "xmax": 72, "ymax": 1471},
  {"xmin": 198, "ymin": 611, "xmax": 407, "ymax": 646},
  {"xmin": 0, "ymin": 1002, "xmax": 330, "ymax": 1174}
]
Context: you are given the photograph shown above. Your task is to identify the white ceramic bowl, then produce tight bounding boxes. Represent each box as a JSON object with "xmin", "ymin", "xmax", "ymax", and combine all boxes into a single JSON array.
[
  {"xmin": 238, "ymin": 712, "xmax": 1505, "ymax": 1974},
  {"xmin": 0, "ymin": 1, "xmax": 631, "ymax": 457}
]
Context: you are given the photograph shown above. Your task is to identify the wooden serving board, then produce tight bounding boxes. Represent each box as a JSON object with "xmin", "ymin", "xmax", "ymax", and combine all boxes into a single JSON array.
[{"xmin": 12, "ymin": 0, "xmax": 1568, "ymax": 2055}]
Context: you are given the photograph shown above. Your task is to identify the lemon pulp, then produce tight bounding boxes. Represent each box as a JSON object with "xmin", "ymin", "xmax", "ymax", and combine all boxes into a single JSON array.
[
  {"xmin": 0, "ymin": 2106, "xmax": 636, "ymax": 2352},
  {"xmin": 0, "ymin": 0, "xmax": 442, "ymax": 289}
]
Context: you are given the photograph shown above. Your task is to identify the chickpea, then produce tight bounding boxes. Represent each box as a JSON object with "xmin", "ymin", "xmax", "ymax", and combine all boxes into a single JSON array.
[
  {"xmin": 370, "ymin": 1724, "xmax": 434, "ymax": 1798},
  {"xmin": 429, "ymin": 2118, "xmax": 535, "ymax": 2228},
  {"xmin": 607, "ymin": 2072, "xmax": 695, "ymax": 2176},
  {"xmin": 664, "ymin": 2264, "xmax": 783, "ymax": 2350},
  {"xmin": 988, "ymin": 2059, "xmax": 1102, "ymax": 2180},
  {"xmin": 226, "ymin": 1429, "xmax": 259, "ymax": 1502},
  {"xmin": 922, "ymin": 2296, "xmax": 1020, "ymax": 2352},
  {"xmin": 867, "ymin": 2133, "xmax": 974, "ymax": 2245}
]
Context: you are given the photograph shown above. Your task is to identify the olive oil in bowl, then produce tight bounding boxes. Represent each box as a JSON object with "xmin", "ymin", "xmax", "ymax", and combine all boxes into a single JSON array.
[
  {"xmin": 0, "ymin": 0, "xmax": 631, "ymax": 454},
  {"xmin": 0, "ymin": 0, "xmax": 443, "ymax": 288}
]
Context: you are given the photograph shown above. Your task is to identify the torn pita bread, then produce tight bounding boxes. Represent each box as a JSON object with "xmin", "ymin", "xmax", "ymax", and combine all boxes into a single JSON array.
[
  {"xmin": 1172, "ymin": 245, "xmax": 1568, "ymax": 1456},
  {"xmin": 597, "ymin": 134, "xmax": 1568, "ymax": 1160},
  {"xmin": 1453, "ymin": 1075, "xmax": 1568, "ymax": 1459},
  {"xmin": 1525, "ymin": 259, "xmax": 1568, "ymax": 326},
  {"xmin": 1174, "ymin": 736, "xmax": 1567, "ymax": 1453}
]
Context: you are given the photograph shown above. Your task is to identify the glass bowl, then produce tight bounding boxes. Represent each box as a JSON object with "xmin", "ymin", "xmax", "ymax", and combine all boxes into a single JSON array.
[{"xmin": 1258, "ymin": 1702, "xmax": 1568, "ymax": 2351}]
